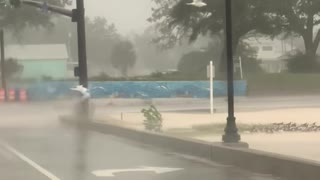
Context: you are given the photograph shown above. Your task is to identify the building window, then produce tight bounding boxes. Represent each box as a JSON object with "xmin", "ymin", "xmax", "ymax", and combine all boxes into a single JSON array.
[{"xmin": 262, "ymin": 46, "xmax": 273, "ymax": 51}]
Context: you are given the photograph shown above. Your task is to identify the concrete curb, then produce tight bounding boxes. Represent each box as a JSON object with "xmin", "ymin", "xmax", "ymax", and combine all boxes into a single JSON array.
[{"xmin": 60, "ymin": 116, "xmax": 320, "ymax": 180}]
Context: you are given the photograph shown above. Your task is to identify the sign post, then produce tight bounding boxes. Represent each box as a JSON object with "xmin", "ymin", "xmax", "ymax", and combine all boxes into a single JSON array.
[
  {"xmin": 239, "ymin": 56, "xmax": 243, "ymax": 80},
  {"xmin": 207, "ymin": 61, "xmax": 215, "ymax": 115}
]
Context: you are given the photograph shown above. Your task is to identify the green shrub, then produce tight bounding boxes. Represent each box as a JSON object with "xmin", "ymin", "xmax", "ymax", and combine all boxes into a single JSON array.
[
  {"xmin": 286, "ymin": 53, "xmax": 320, "ymax": 73},
  {"xmin": 141, "ymin": 105, "xmax": 162, "ymax": 132}
]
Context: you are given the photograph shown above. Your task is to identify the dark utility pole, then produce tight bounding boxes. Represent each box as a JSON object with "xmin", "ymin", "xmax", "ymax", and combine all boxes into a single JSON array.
[
  {"xmin": 0, "ymin": 29, "xmax": 7, "ymax": 102},
  {"xmin": 222, "ymin": 0, "xmax": 240, "ymax": 143},
  {"xmin": 75, "ymin": 0, "xmax": 88, "ymax": 88}
]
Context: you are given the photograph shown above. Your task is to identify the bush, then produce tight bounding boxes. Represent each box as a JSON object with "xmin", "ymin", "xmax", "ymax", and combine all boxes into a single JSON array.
[
  {"xmin": 141, "ymin": 105, "xmax": 162, "ymax": 132},
  {"xmin": 41, "ymin": 75, "xmax": 53, "ymax": 81},
  {"xmin": 286, "ymin": 53, "xmax": 320, "ymax": 73}
]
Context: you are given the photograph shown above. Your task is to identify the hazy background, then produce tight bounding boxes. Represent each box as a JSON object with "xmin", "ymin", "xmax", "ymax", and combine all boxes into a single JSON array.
[{"xmin": 83, "ymin": 0, "xmax": 153, "ymax": 35}]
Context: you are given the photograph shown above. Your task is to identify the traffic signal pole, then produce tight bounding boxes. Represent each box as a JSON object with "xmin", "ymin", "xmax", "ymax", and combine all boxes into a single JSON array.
[
  {"xmin": 75, "ymin": 0, "xmax": 88, "ymax": 88},
  {"xmin": 0, "ymin": 29, "xmax": 8, "ymax": 102},
  {"xmin": 12, "ymin": 0, "xmax": 90, "ymax": 120},
  {"xmin": 11, "ymin": 0, "xmax": 88, "ymax": 88}
]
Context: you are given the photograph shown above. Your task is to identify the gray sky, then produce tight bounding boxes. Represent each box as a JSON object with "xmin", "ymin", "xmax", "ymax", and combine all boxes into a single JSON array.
[{"xmin": 82, "ymin": 0, "xmax": 153, "ymax": 35}]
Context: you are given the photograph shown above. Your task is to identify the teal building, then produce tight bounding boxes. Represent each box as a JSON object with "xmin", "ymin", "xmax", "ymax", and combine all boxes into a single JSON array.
[{"xmin": 5, "ymin": 44, "xmax": 69, "ymax": 80}]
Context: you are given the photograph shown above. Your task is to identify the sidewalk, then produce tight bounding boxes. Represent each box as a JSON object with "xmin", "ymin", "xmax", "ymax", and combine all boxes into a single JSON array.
[{"xmin": 98, "ymin": 107, "xmax": 320, "ymax": 162}]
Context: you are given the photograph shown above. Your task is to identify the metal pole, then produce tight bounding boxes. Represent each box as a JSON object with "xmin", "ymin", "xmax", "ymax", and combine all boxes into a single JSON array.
[
  {"xmin": 222, "ymin": 0, "xmax": 240, "ymax": 143},
  {"xmin": 76, "ymin": 0, "xmax": 88, "ymax": 88},
  {"xmin": 0, "ymin": 29, "xmax": 7, "ymax": 102},
  {"xmin": 210, "ymin": 61, "xmax": 214, "ymax": 115},
  {"xmin": 74, "ymin": 3, "xmax": 89, "ymax": 179},
  {"xmin": 239, "ymin": 56, "xmax": 243, "ymax": 80}
]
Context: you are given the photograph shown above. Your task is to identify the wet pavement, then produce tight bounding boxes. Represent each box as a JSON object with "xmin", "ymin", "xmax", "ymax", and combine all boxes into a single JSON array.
[{"xmin": 0, "ymin": 125, "xmax": 282, "ymax": 180}]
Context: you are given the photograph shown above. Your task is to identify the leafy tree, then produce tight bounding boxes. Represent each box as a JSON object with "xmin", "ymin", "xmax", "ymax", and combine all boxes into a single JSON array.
[
  {"xmin": 272, "ymin": 0, "xmax": 320, "ymax": 61},
  {"xmin": 111, "ymin": 40, "xmax": 137, "ymax": 77},
  {"xmin": 286, "ymin": 52, "xmax": 320, "ymax": 73},
  {"xmin": 0, "ymin": 0, "xmax": 66, "ymax": 33},
  {"xmin": 2, "ymin": 58, "xmax": 23, "ymax": 79},
  {"xmin": 236, "ymin": 41, "xmax": 262, "ymax": 74},
  {"xmin": 85, "ymin": 17, "xmax": 120, "ymax": 72},
  {"xmin": 177, "ymin": 50, "xmax": 209, "ymax": 77},
  {"xmin": 177, "ymin": 41, "xmax": 261, "ymax": 78},
  {"xmin": 149, "ymin": 0, "xmax": 282, "ymax": 77},
  {"xmin": 7, "ymin": 16, "xmax": 121, "ymax": 75},
  {"xmin": 132, "ymin": 26, "xmax": 195, "ymax": 73}
]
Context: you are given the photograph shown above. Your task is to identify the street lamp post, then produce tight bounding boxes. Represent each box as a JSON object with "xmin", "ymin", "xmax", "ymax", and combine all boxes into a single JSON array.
[
  {"xmin": 188, "ymin": 0, "xmax": 241, "ymax": 143},
  {"xmin": 222, "ymin": 0, "xmax": 240, "ymax": 143}
]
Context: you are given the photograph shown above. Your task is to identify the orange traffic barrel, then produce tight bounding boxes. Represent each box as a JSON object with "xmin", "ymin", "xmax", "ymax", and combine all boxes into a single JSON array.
[
  {"xmin": 19, "ymin": 89, "xmax": 27, "ymax": 102},
  {"xmin": 8, "ymin": 88, "xmax": 15, "ymax": 101}
]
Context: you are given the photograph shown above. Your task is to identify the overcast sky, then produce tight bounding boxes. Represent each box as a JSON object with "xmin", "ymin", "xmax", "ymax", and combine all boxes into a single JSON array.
[{"xmin": 81, "ymin": 0, "xmax": 154, "ymax": 34}]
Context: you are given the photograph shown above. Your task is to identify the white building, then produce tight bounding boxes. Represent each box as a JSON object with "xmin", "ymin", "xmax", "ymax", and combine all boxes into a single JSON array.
[{"xmin": 245, "ymin": 37, "xmax": 298, "ymax": 73}]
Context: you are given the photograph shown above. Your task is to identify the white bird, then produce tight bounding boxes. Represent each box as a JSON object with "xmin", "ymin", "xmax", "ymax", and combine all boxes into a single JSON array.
[
  {"xmin": 71, "ymin": 85, "xmax": 90, "ymax": 100},
  {"xmin": 186, "ymin": 0, "xmax": 207, "ymax": 7}
]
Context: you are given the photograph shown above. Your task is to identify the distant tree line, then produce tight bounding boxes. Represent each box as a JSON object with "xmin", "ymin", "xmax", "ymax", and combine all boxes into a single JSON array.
[{"xmin": 2, "ymin": 1, "xmax": 137, "ymax": 78}]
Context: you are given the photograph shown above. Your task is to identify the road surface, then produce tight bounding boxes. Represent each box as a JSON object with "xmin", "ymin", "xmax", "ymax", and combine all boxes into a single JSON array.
[{"xmin": 0, "ymin": 103, "xmax": 283, "ymax": 180}]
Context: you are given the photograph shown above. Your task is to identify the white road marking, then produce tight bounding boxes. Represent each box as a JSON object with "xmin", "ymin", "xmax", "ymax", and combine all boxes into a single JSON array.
[
  {"xmin": 2, "ymin": 143, "xmax": 61, "ymax": 180},
  {"xmin": 92, "ymin": 166, "xmax": 183, "ymax": 177}
]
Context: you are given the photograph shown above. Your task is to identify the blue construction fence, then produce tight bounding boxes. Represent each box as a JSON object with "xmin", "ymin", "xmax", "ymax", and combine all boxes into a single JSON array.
[{"xmin": 14, "ymin": 80, "xmax": 247, "ymax": 101}]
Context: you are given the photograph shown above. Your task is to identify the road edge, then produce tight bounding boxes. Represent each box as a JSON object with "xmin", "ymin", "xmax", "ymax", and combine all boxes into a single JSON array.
[{"xmin": 60, "ymin": 116, "xmax": 320, "ymax": 180}]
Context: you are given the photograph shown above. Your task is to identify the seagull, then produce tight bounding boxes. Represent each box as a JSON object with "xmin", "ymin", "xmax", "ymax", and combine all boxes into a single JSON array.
[
  {"xmin": 71, "ymin": 85, "xmax": 90, "ymax": 100},
  {"xmin": 186, "ymin": 0, "xmax": 207, "ymax": 7}
]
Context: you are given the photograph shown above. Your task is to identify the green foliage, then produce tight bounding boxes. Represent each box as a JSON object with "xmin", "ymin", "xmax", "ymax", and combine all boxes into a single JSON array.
[
  {"xmin": 2, "ymin": 58, "xmax": 23, "ymax": 79},
  {"xmin": 177, "ymin": 40, "xmax": 261, "ymax": 79},
  {"xmin": 272, "ymin": 0, "xmax": 320, "ymax": 58},
  {"xmin": 177, "ymin": 51, "xmax": 209, "ymax": 77},
  {"xmin": 237, "ymin": 42, "xmax": 263, "ymax": 75},
  {"xmin": 150, "ymin": 0, "xmax": 320, "ymax": 75},
  {"xmin": 149, "ymin": 0, "xmax": 281, "ymax": 77},
  {"xmin": 150, "ymin": 72, "xmax": 164, "ymax": 79},
  {"xmin": 247, "ymin": 73, "xmax": 320, "ymax": 96},
  {"xmin": 1, "ymin": 0, "xmax": 65, "ymax": 33},
  {"xmin": 9, "ymin": 0, "xmax": 21, "ymax": 8},
  {"xmin": 286, "ymin": 52, "xmax": 320, "ymax": 73},
  {"xmin": 141, "ymin": 105, "xmax": 163, "ymax": 132},
  {"xmin": 41, "ymin": 75, "xmax": 53, "ymax": 81},
  {"xmin": 149, "ymin": 0, "xmax": 281, "ymax": 48},
  {"xmin": 111, "ymin": 40, "xmax": 137, "ymax": 77}
]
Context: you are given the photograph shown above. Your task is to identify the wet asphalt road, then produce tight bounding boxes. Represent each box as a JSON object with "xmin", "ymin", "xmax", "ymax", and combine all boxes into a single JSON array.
[{"xmin": 0, "ymin": 125, "xmax": 283, "ymax": 180}]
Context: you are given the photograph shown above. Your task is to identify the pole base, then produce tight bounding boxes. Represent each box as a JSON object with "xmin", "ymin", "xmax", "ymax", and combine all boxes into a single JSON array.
[
  {"xmin": 223, "ymin": 116, "xmax": 241, "ymax": 143},
  {"xmin": 213, "ymin": 142, "xmax": 249, "ymax": 148},
  {"xmin": 222, "ymin": 133, "xmax": 241, "ymax": 143}
]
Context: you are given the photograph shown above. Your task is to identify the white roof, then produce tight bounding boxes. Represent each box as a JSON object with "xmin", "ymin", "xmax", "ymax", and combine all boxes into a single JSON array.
[{"xmin": 4, "ymin": 44, "xmax": 69, "ymax": 60}]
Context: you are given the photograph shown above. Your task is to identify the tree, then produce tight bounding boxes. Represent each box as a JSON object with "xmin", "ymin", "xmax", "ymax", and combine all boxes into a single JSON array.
[
  {"xmin": 271, "ymin": 0, "xmax": 320, "ymax": 62},
  {"xmin": 149, "ymin": 0, "xmax": 282, "ymax": 77},
  {"xmin": 7, "ymin": 16, "xmax": 121, "ymax": 76},
  {"xmin": 85, "ymin": 17, "xmax": 120, "ymax": 73},
  {"xmin": 177, "ymin": 40, "xmax": 261, "ymax": 77},
  {"xmin": 177, "ymin": 51, "xmax": 209, "ymax": 77},
  {"xmin": 132, "ymin": 26, "xmax": 195, "ymax": 74},
  {"xmin": 236, "ymin": 42, "xmax": 262, "ymax": 74},
  {"xmin": 0, "ymin": 0, "xmax": 66, "ymax": 33},
  {"xmin": 2, "ymin": 58, "xmax": 23, "ymax": 79},
  {"xmin": 111, "ymin": 40, "xmax": 137, "ymax": 77}
]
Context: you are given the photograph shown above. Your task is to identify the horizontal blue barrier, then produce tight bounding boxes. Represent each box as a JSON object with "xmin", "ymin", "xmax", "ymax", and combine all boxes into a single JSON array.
[{"xmin": 15, "ymin": 80, "xmax": 247, "ymax": 101}]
